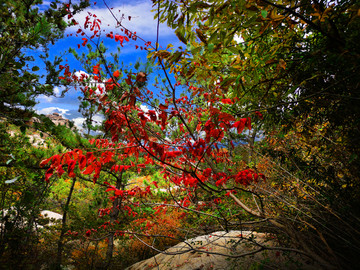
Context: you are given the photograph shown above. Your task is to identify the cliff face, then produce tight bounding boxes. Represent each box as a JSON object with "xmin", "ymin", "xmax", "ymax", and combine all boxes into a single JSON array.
[
  {"xmin": 45, "ymin": 113, "xmax": 70, "ymax": 128},
  {"xmin": 17, "ymin": 113, "xmax": 73, "ymax": 147},
  {"xmin": 25, "ymin": 113, "xmax": 71, "ymax": 128}
]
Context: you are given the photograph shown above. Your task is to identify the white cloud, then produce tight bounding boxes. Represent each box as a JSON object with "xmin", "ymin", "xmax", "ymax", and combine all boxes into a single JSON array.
[
  {"xmin": 68, "ymin": 1, "xmax": 175, "ymax": 39},
  {"xmin": 53, "ymin": 86, "xmax": 61, "ymax": 96},
  {"xmin": 37, "ymin": 95, "xmax": 54, "ymax": 103},
  {"xmin": 93, "ymin": 114, "xmax": 104, "ymax": 124},
  {"xmin": 74, "ymin": 70, "xmax": 90, "ymax": 80},
  {"xmin": 41, "ymin": 1, "xmax": 51, "ymax": 6},
  {"xmin": 140, "ymin": 104, "xmax": 149, "ymax": 112},
  {"xmin": 72, "ymin": 117, "xmax": 86, "ymax": 131},
  {"xmin": 36, "ymin": 86, "xmax": 66, "ymax": 104},
  {"xmin": 72, "ymin": 114, "xmax": 104, "ymax": 132},
  {"xmin": 74, "ymin": 70, "xmax": 108, "ymax": 95},
  {"xmin": 37, "ymin": 107, "xmax": 70, "ymax": 117}
]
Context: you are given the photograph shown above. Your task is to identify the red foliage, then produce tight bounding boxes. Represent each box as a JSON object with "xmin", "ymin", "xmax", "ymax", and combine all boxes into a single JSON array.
[
  {"xmin": 233, "ymin": 117, "xmax": 251, "ymax": 134},
  {"xmin": 43, "ymin": 4, "xmax": 268, "ymax": 247}
]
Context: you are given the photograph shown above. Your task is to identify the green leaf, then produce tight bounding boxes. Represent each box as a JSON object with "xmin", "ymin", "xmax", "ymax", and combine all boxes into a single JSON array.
[
  {"xmin": 32, "ymin": 66, "xmax": 40, "ymax": 71},
  {"xmin": 6, "ymin": 154, "xmax": 15, "ymax": 164},
  {"xmin": 261, "ymin": 10, "xmax": 268, "ymax": 18},
  {"xmin": 191, "ymin": 46, "xmax": 202, "ymax": 55},
  {"xmin": 5, "ymin": 176, "xmax": 21, "ymax": 184},
  {"xmin": 227, "ymin": 47, "xmax": 238, "ymax": 54},
  {"xmin": 208, "ymin": 43, "xmax": 215, "ymax": 52},
  {"xmin": 229, "ymin": 67, "xmax": 242, "ymax": 74},
  {"xmin": 175, "ymin": 26, "xmax": 187, "ymax": 44}
]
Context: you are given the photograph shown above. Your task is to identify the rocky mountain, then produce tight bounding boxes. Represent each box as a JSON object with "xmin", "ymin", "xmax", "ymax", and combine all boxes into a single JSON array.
[{"xmin": 45, "ymin": 113, "xmax": 70, "ymax": 128}]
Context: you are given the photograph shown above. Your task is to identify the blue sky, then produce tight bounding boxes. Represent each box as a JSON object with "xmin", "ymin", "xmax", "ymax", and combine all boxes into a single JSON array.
[{"xmin": 34, "ymin": 0, "xmax": 180, "ymax": 131}]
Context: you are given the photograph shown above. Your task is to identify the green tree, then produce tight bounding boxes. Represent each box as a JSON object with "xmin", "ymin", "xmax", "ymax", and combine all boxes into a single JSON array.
[
  {"xmin": 0, "ymin": 1, "xmax": 90, "ymax": 268},
  {"xmin": 0, "ymin": 0, "xmax": 89, "ymax": 122},
  {"xmin": 154, "ymin": 0, "xmax": 360, "ymax": 268}
]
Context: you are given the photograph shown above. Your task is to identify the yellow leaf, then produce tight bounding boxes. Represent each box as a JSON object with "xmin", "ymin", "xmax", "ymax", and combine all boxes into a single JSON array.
[
  {"xmin": 196, "ymin": 28, "xmax": 207, "ymax": 44},
  {"xmin": 270, "ymin": 9, "xmax": 284, "ymax": 21},
  {"xmin": 155, "ymin": 50, "xmax": 171, "ymax": 59},
  {"xmin": 278, "ymin": 59, "xmax": 286, "ymax": 70}
]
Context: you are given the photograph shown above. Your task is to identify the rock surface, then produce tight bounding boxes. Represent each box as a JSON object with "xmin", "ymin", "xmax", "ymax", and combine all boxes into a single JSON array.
[
  {"xmin": 39, "ymin": 210, "xmax": 63, "ymax": 226},
  {"xmin": 46, "ymin": 113, "xmax": 70, "ymax": 127},
  {"xmin": 126, "ymin": 230, "xmax": 316, "ymax": 270},
  {"xmin": 1, "ymin": 209, "xmax": 62, "ymax": 230}
]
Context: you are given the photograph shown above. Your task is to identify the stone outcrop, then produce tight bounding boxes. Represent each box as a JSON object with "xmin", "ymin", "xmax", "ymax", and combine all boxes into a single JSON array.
[
  {"xmin": 25, "ymin": 116, "xmax": 41, "ymax": 126},
  {"xmin": 126, "ymin": 230, "xmax": 317, "ymax": 270},
  {"xmin": 1, "ymin": 208, "xmax": 62, "ymax": 231},
  {"xmin": 46, "ymin": 112, "xmax": 70, "ymax": 127}
]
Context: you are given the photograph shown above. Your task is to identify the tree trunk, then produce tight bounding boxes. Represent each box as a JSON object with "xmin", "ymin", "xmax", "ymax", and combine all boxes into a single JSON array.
[
  {"xmin": 248, "ymin": 127, "xmax": 257, "ymax": 164},
  {"xmin": 103, "ymin": 171, "xmax": 123, "ymax": 269},
  {"xmin": 54, "ymin": 177, "xmax": 76, "ymax": 269}
]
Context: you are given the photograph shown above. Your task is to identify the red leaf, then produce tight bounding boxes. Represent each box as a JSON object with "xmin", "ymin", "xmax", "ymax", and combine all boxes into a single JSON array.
[
  {"xmin": 78, "ymin": 155, "xmax": 86, "ymax": 170},
  {"xmin": 233, "ymin": 117, "xmax": 251, "ymax": 134},
  {"xmin": 40, "ymin": 156, "xmax": 53, "ymax": 167},
  {"xmin": 56, "ymin": 165, "xmax": 65, "ymax": 177},
  {"xmin": 112, "ymin": 165, "xmax": 119, "ymax": 172},
  {"xmin": 114, "ymin": 34, "xmax": 124, "ymax": 44},
  {"xmin": 159, "ymin": 103, "xmax": 168, "ymax": 110},
  {"xmin": 93, "ymin": 65, "xmax": 100, "ymax": 74},
  {"xmin": 255, "ymin": 111, "xmax": 264, "ymax": 120},
  {"xmin": 233, "ymin": 119, "xmax": 246, "ymax": 134},
  {"xmin": 203, "ymin": 168, "xmax": 212, "ymax": 177},
  {"xmin": 147, "ymin": 110, "xmax": 157, "ymax": 121},
  {"xmin": 82, "ymin": 37, "xmax": 88, "ymax": 46},
  {"xmin": 125, "ymin": 76, "xmax": 132, "ymax": 85},
  {"xmin": 45, "ymin": 167, "xmax": 54, "ymax": 183},
  {"xmin": 218, "ymin": 112, "xmax": 236, "ymax": 124},
  {"xmin": 113, "ymin": 70, "xmax": 120, "ymax": 78},
  {"xmin": 82, "ymin": 165, "xmax": 94, "ymax": 175},
  {"xmin": 67, "ymin": 160, "xmax": 76, "ymax": 178},
  {"xmin": 221, "ymin": 98, "xmax": 233, "ymax": 104},
  {"xmin": 115, "ymin": 189, "xmax": 124, "ymax": 196}
]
